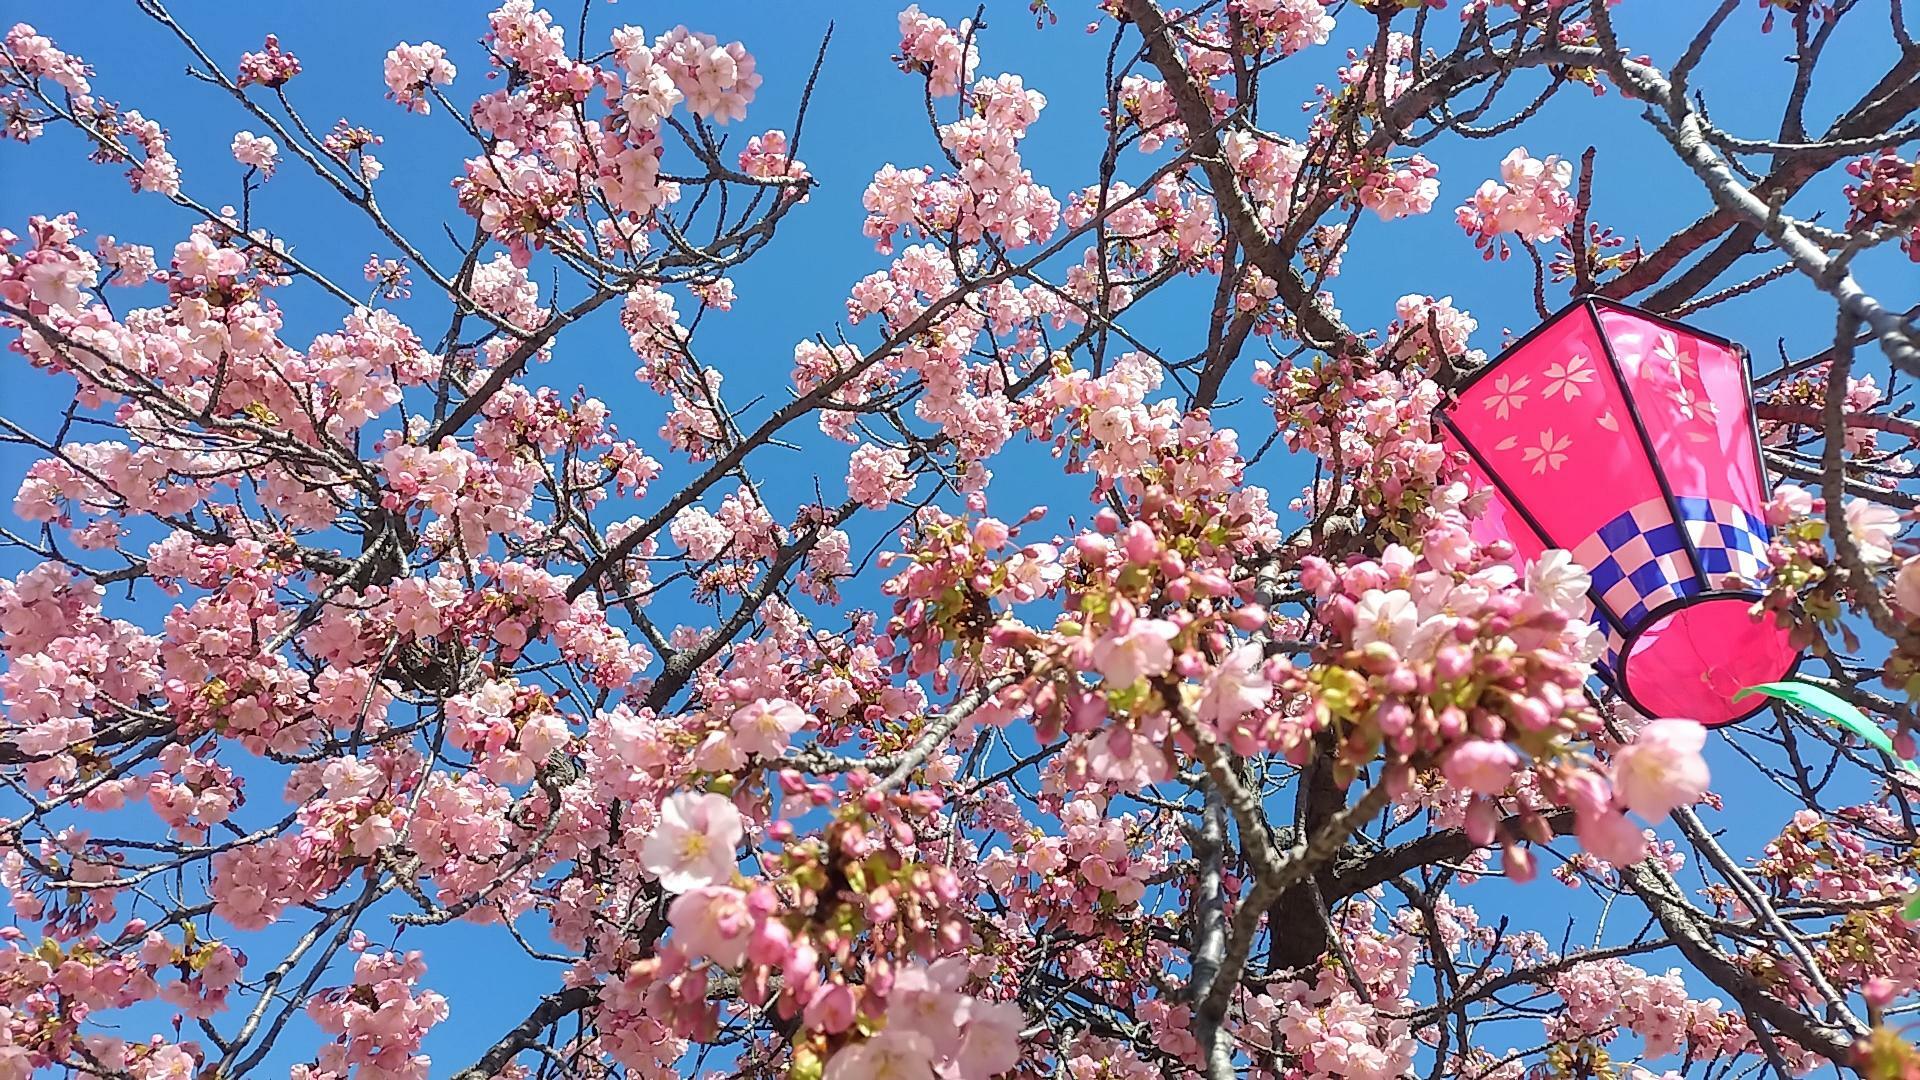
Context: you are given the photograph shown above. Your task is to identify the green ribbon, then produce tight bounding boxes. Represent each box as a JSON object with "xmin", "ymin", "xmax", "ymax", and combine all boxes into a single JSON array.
[{"xmin": 1732, "ymin": 680, "xmax": 1919, "ymax": 774}]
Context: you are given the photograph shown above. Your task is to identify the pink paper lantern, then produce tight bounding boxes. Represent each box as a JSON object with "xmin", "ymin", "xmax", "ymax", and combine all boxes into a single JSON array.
[{"xmin": 1438, "ymin": 297, "xmax": 1799, "ymax": 728}]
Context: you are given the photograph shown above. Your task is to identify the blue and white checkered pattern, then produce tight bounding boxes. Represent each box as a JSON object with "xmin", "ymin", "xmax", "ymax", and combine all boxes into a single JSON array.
[{"xmin": 1569, "ymin": 497, "xmax": 1771, "ymax": 675}]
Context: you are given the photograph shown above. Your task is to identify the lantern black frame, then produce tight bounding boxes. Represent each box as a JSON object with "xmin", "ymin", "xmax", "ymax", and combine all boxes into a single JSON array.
[{"xmin": 1436, "ymin": 294, "xmax": 1798, "ymax": 726}]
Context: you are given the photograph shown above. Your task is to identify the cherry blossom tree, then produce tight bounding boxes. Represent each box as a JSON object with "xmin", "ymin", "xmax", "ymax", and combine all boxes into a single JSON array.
[{"xmin": 1, "ymin": 2, "xmax": 1919, "ymax": 1079}]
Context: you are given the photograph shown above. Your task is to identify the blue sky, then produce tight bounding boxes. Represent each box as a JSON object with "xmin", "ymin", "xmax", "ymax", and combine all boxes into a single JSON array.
[{"xmin": 1, "ymin": 0, "xmax": 1912, "ymax": 1073}]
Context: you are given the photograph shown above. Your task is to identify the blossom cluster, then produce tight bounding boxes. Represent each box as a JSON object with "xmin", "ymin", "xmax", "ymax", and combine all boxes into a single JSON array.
[{"xmin": 1457, "ymin": 146, "xmax": 1578, "ymax": 257}]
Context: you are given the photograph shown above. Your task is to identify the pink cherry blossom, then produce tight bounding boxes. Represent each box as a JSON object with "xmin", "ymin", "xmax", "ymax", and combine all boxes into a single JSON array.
[
  {"xmin": 1456, "ymin": 146, "xmax": 1577, "ymax": 253},
  {"xmin": 956, "ymin": 998, "xmax": 1025, "ymax": 1077},
  {"xmin": 640, "ymin": 792, "xmax": 744, "ymax": 893},
  {"xmin": 896, "ymin": 5, "xmax": 976, "ymax": 97},
  {"xmin": 384, "ymin": 42, "xmax": 456, "ymax": 114},
  {"xmin": 1351, "ymin": 589, "xmax": 1417, "ymax": 656},
  {"xmin": 825, "ymin": 1028, "xmax": 938, "ymax": 1080},
  {"xmin": 730, "ymin": 698, "xmax": 808, "ymax": 757},
  {"xmin": 1895, "ymin": 556, "xmax": 1920, "ymax": 615},
  {"xmin": 668, "ymin": 884, "xmax": 753, "ymax": 968},
  {"xmin": 656, "ymin": 27, "xmax": 760, "ymax": 123},
  {"xmin": 1444, "ymin": 740, "xmax": 1521, "ymax": 796},
  {"xmin": 1091, "ymin": 618, "xmax": 1179, "ymax": 687},
  {"xmin": 848, "ymin": 443, "xmax": 915, "ymax": 509},
  {"xmin": 230, "ymin": 131, "xmax": 278, "ymax": 177},
  {"xmin": 1612, "ymin": 719, "xmax": 1711, "ymax": 820},
  {"xmin": 1845, "ymin": 498, "xmax": 1901, "ymax": 564},
  {"xmin": 1577, "ymin": 808, "xmax": 1651, "ymax": 866},
  {"xmin": 237, "ymin": 33, "xmax": 301, "ymax": 88},
  {"xmin": 1196, "ymin": 642, "xmax": 1271, "ymax": 724}
]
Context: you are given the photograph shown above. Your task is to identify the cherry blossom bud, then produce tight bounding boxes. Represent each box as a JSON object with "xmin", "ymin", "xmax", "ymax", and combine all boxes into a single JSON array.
[
  {"xmin": 742, "ymin": 964, "xmax": 772, "ymax": 1006},
  {"xmin": 1765, "ymin": 483, "xmax": 1813, "ymax": 525},
  {"xmin": 837, "ymin": 823, "xmax": 866, "ymax": 855},
  {"xmin": 1576, "ymin": 808, "xmax": 1648, "ymax": 866},
  {"xmin": 1345, "ymin": 561, "xmax": 1387, "ymax": 593},
  {"xmin": 1357, "ymin": 642, "xmax": 1399, "ymax": 675},
  {"xmin": 1863, "ymin": 977, "xmax": 1896, "ymax": 1008},
  {"xmin": 1123, "ymin": 522, "xmax": 1157, "ymax": 564},
  {"xmin": 1066, "ymin": 693, "xmax": 1105, "ymax": 734},
  {"xmin": 1032, "ymin": 681, "xmax": 1058, "ymax": 714},
  {"xmin": 803, "ymin": 980, "xmax": 857, "ymax": 1033},
  {"xmin": 930, "ymin": 866, "xmax": 961, "ymax": 903},
  {"xmin": 1094, "ymin": 508, "xmax": 1121, "ymax": 534},
  {"xmin": 1299, "ymin": 556, "xmax": 1337, "ymax": 597},
  {"xmin": 1193, "ymin": 572, "xmax": 1232, "ymax": 596},
  {"xmin": 987, "ymin": 625, "xmax": 1041, "ymax": 649},
  {"xmin": 1383, "ymin": 761, "xmax": 1413, "ymax": 800},
  {"xmin": 1503, "ymin": 844, "xmax": 1536, "ymax": 883},
  {"xmin": 784, "ymin": 939, "xmax": 820, "ymax": 988},
  {"xmin": 1466, "ymin": 799, "xmax": 1498, "ymax": 846},
  {"xmin": 1511, "ymin": 696, "xmax": 1552, "ymax": 732},
  {"xmin": 1445, "ymin": 740, "xmax": 1520, "ymax": 796},
  {"xmin": 1229, "ymin": 605, "xmax": 1267, "ymax": 631},
  {"xmin": 1075, "ymin": 533, "xmax": 1110, "ymax": 562},
  {"xmin": 1323, "ymin": 595, "xmax": 1357, "ymax": 636},
  {"xmin": 1537, "ymin": 681, "xmax": 1566, "ymax": 714},
  {"xmin": 1521, "ymin": 812, "xmax": 1555, "ymax": 845}
]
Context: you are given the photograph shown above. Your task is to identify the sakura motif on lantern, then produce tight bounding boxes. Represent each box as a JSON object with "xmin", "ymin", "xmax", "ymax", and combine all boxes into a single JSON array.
[{"xmin": 1440, "ymin": 296, "xmax": 1799, "ymax": 727}]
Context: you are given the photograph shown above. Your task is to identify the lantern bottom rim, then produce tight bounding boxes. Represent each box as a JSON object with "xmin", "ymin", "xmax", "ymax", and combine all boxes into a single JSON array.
[{"xmin": 1604, "ymin": 588, "xmax": 1801, "ymax": 729}]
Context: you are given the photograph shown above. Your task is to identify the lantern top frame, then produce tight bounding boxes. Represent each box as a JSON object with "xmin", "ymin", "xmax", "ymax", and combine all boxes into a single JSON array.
[
  {"xmin": 1445, "ymin": 294, "xmax": 1749, "ymax": 402},
  {"xmin": 1434, "ymin": 294, "xmax": 1791, "ymax": 727}
]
